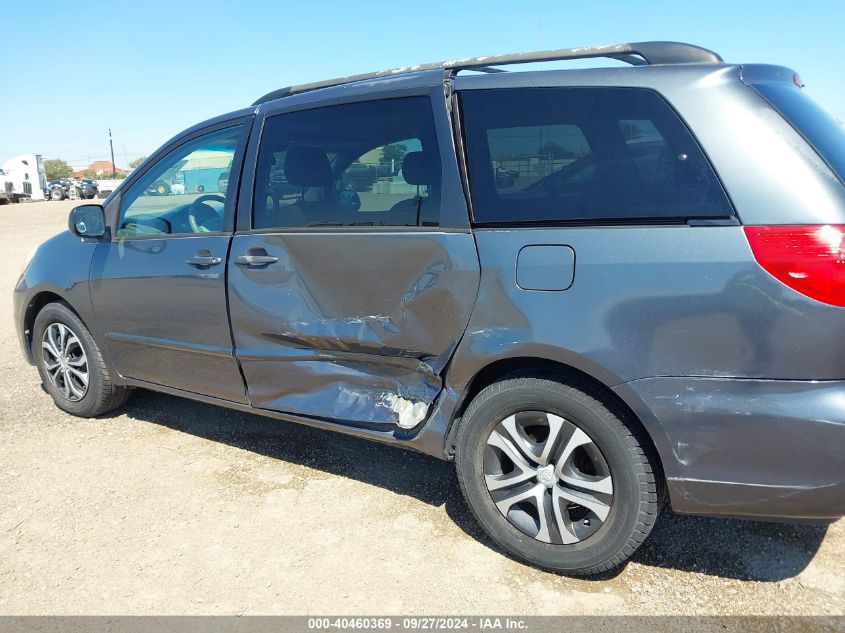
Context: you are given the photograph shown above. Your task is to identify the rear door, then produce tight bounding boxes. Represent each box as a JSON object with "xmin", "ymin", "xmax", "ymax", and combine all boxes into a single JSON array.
[{"xmin": 228, "ymin": 88, "xmax": 479, "ymax": 428}]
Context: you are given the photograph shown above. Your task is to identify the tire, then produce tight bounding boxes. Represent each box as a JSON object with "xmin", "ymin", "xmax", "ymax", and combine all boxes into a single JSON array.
[
  {"xmin": 50, "ymin": 188, "xmax": 64, "ymax": 201},
  {"xmin": 32, "ymin": 302, "xmax": 131, "ymax": 417},
  {"xmin": 454, "ymin": 372, "xmax": 661, "ymax": 576}
]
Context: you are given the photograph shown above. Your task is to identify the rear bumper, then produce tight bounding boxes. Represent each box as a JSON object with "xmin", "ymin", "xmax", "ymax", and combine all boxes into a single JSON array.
[{"xmin": 613, "ymin": 377, "xmax": 845, "ymax": 520}]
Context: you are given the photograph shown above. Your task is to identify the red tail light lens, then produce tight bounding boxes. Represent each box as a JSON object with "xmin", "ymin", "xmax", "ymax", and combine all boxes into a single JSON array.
[{"xmin": 744, "ymin": 225, "xmax": 845, "ymax": 307}]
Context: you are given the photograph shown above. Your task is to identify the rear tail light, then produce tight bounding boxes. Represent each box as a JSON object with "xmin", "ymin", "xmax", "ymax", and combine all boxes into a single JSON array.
[{"xmin": 744, "ymin": 225, "xmax": 845, "ymax": 307}]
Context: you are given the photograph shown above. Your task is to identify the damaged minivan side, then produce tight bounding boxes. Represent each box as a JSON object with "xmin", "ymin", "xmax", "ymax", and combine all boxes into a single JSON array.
[{"xmin": 14, "ymin": 41, "xmax": 845, "ymax": 576}]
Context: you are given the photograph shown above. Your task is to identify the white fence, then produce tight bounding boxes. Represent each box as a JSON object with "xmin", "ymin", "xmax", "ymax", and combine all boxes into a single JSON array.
[{"xmin": 95, "ymin": 179, "xmax": 125, "ymax": 194}]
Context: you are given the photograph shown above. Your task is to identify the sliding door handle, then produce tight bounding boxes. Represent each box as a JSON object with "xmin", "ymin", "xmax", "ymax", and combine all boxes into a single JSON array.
[{"xmin": 235, "ymin": 254, "xmax": 278, "ymax": 266}]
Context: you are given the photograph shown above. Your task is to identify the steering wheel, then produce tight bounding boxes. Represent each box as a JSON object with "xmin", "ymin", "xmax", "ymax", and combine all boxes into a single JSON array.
[{"xmin": 188, "ymin": 194, "xmax": 226, "ymax": 233}]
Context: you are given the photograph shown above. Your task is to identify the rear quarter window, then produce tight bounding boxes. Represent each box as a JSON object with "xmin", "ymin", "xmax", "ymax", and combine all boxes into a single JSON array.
[
  {"xmin": 753, "ymin": 82, "xmax": 845, "ymax": 188},
  {"xmin": 460, "ymin": 87, "xmax": 734, "ymax": 224}
]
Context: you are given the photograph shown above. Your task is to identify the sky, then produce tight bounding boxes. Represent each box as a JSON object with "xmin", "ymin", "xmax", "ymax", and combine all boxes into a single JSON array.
[{"xmin": 2, "ymin": 0, "xmax": 843, "ymax": 169}]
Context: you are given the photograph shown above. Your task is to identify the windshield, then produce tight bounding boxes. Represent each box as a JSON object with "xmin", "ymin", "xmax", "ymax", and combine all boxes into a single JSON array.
[{"xmin": 754, "ymin": 82, "xmax": 845, "ymax": 187}]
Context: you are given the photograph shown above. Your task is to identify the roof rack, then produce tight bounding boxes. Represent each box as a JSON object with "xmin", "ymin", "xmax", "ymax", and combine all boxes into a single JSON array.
[{"xmin": 253, "ymin": 41, "xmax": 723, "ymax": 105}]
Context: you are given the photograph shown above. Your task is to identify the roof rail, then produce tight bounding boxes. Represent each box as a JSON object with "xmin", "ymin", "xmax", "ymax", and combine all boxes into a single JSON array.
[{"xmin": 253, "ymin": 41, "xmax": 722, "ymax": 105}]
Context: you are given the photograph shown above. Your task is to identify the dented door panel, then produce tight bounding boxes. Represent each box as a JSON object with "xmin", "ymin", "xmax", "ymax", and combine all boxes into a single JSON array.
[{"xmin": 228, "ymin": 231, "xmax": 480, "ymax": 427}]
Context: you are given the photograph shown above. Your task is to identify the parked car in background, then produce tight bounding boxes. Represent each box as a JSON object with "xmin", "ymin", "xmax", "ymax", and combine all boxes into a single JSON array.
[
  {"xmin": 79, "ymin": 179, "xmax": 99, "ymax": 199},
  {"xmin": 14, "ymin": 41, "xmax": 845, "ymax": 577},
  {"xmin": 48, "ymin": 178, "xmax": 97, "ymax": 200},
  {"xmin": 47, "ymin": 179, "xmax": 71, "ymax": 200},
  {"xmin": 146, "ymin": 169, "xmax": 186, "ymax": 196},
  {"xmin": 341, "ymin": 162, "xmax": 373, "ymax": 192},
  {"xmin": 148, "ymin": 180, "xmax": 171, "ymax": 195}
]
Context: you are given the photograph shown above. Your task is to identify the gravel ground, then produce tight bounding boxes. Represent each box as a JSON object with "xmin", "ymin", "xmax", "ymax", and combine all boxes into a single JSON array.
[{"xmin": 0, "ymin": 200, "xmax": 843, "ymax": 616}]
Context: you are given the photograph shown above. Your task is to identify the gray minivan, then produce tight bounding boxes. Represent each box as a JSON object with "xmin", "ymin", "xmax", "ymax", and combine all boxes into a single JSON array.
[{"xmin": 14, "ymin": 42, "xmax": 845, "ymax": 576}]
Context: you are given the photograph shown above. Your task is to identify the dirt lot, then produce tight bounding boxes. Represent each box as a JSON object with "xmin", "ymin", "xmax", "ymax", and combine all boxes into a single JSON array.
[{"xmin": 0, "ymin": 199, "xmax": 843, "ymax": 616}]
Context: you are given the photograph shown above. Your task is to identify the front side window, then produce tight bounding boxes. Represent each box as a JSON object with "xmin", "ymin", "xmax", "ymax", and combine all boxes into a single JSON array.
[
  {"xmin": 117, "ymin": 126, "xmax": 242, "ymax": 238},
  {"xmin": 461, "ymin": 87, "xmax": 733, "ymax": 224},
  {"xmin": 254, "ymin": 97, "xmax": 441, "ymax": 229}
]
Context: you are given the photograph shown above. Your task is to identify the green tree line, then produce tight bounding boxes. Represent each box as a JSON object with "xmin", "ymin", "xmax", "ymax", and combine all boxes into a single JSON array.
[{"xmin": 44, "ymin": 156, "xmax": 145, "ymax": 181}]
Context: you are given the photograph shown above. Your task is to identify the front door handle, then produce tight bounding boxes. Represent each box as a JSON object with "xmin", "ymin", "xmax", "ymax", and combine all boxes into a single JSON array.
[
  {"xmin": 187, "ymin": 250, "xmax": 222, "ymax": 267},
  {"xmin": 235, "ymin": 253, "xmax": 278, "ymax": 267}
]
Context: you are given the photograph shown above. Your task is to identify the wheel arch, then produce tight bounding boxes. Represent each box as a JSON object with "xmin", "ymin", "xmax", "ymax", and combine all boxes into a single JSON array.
[
  {"xmin": 22, "ymin": 291, "xmax": 84, "ymax": 363},
  {"xmin": 445, "ymin": 356, "xmax": 667, "ymax": 490}
]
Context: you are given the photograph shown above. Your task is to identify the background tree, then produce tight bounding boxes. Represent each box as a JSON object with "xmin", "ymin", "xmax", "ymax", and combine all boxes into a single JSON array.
[
  {"xmin": 379, "ymin": 143, "xmax": 407, "ymax": 174},
  {"xmin": 44, "ymin": 159, "xmax": 72, "ymax": 181},
  {"xmin": 129, "ymin": 156, "xmax": 146, "ymax": 169}
]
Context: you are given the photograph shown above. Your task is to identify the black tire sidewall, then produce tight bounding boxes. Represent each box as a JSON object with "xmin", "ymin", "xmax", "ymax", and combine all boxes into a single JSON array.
[
  {"xmin": 456, "ymin": 380, "xmax": 646, "ymax": 573},
  {"xmin": 32, "ymin": 303, "xmax": 107, "ymax": 417}
]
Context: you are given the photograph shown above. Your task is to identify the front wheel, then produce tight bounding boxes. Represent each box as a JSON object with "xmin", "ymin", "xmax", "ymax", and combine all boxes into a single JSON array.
[
  {"xmin": 32, "ymin": 302, "xmax": 131, "ymax": 417},
  {"xmin": 454, "ymin": 373, "xmax": 661, "ymax": 576}
]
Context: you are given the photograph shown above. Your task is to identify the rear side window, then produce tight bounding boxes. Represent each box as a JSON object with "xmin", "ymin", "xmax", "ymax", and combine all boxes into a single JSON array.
[
  {"xmin": 753, "ymin": 82, "xmax": 845, "ymax": 187},
  {"xmin": 460, "ymin": 87, "xmax": 733, "ymax": 224},
  {"xmin": 253, "ymin": 97, "xmax": 441, "ymax": 229}
]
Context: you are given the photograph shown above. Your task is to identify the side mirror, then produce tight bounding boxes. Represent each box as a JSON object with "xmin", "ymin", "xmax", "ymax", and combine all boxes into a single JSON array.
[{"xmin": 68, "ymin": 204, "xmax": 106, "ymax": 238}]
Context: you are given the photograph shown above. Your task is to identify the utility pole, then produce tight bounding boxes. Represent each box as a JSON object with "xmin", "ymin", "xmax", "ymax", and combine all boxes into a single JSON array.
[{"xmin": 108, "ymin": 128, "xmax": 116, "ymax": 177}]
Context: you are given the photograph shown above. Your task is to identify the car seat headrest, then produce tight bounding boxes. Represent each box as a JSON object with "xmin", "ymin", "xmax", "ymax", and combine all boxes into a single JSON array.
[
  {"xmin": 401, "ymin": 151, "xmax": 436, "ymax": 185},
  {"xmin": 284, "ymin": 146, "xmax": 333, "ymax": 188}
]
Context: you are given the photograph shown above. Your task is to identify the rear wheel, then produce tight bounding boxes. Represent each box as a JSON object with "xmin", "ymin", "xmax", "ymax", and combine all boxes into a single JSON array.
[
  {"xmin": 454, "ymin": 372, "xmax": 661, "ymax": 576},
  {"xmin": 50, "ymin": 188, "xmax": 64, "ymax": 201},
  {"xmin": 32, "ymin": 302, "xmax": 131, "ymax": 417}
]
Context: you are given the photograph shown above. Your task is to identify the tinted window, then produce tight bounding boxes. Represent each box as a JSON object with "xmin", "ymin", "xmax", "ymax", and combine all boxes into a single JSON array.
[
  {"xmin": 461, "ymin": 87, "xmax": 733, "ymax": 224},
  {"xmin": 254, "ymin": 97, "xmax": 441, "ymax": 229},
  {"xmin": 118, "ymin": 126, "xmax": 242, "ymax": 237},
  {"xmin": 754, "ymin": 82, "xmax": 845, "ymax": 187}
]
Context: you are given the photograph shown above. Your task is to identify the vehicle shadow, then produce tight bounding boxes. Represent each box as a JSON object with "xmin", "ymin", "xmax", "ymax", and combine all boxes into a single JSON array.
[
  {"xmin": 117, "ymin": 390, "xmax": 829, "ymax": 582},
  {"xmin": 628, "ymin": 510, "xmax": 828, "ymax": 581}
]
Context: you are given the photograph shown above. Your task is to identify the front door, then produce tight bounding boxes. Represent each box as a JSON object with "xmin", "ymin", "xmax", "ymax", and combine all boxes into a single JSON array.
[
  {"xmin": 90, "ymin": 122, "xmax": 250, "ymax": 403},
  {"xmin": 228, "ymin": 94, "xmax": 479, "ymax": 428}
]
